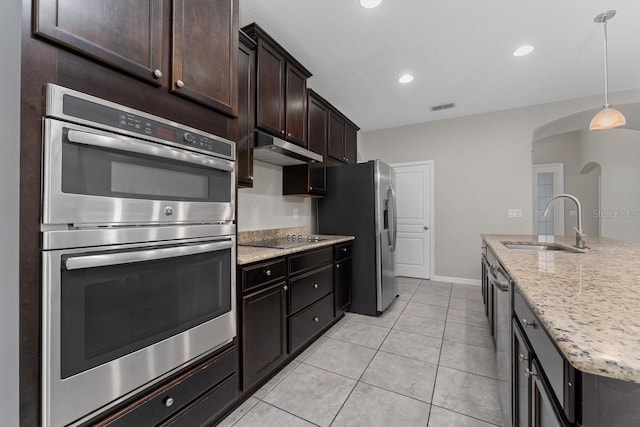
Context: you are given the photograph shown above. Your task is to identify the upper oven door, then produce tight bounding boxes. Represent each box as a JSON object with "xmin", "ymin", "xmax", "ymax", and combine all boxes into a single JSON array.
[{"xmin": 42, "ymin": 118, "xmax": 235, "ymax": 226}]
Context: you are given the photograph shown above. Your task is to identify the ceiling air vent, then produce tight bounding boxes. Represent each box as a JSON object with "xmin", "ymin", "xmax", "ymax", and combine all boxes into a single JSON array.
[{"xmin": 430, "ymin": 103, "xmax": 456, "ymax": 112}]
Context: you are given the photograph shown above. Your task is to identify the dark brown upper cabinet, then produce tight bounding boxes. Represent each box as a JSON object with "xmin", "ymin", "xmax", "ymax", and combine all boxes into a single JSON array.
[
  {"xmin": 34, "ymin": 0, "xmax": 239, "ymax": 117},
  {"xmin": 242, "ymin": 23, "xmax": 312, "ymax": 148},
  {"xmin": 171, "ymin": 0, "xmax": 239, "ymax": 116},
  {"xmin": 237, "ymin": 31, "xmax": 256, "ymax": 188},
  {"xmin": 328, "ymin": 110, "xmax": 359, "ymax": 164},
  {"xmin": 283, "ymin": 89, "xmax": 327, "ymax": 196},
  {"xmin": 34, "ymin": 0, "xmax": 166, "ymax": 85}
]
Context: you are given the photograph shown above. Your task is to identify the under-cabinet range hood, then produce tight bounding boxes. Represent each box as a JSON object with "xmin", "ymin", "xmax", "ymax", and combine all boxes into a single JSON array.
[{"xmin": 253, "ymin": 130, "xmax": 323, "ymax": 166}]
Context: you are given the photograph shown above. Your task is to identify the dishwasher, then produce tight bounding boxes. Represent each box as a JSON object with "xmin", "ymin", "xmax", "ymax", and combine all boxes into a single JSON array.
[{"xmin": 488, "ymin": 262, "xmax": 512, "ymax": 426}]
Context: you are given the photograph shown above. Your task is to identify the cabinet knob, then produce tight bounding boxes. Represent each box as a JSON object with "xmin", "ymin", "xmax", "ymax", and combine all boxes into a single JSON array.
[
  {"xmin": 176, "ymin": 80, "xmax": 185, "ymax": 88},
  {"xmin": 524, "ymin": 368, "xmax": 538, "ymax": 378},
  {"xmin": 264, "ymin": 269, "xmax": 272, "ymax": 276},
  {"xmin": 309, "ymin": 186, "xmax": 313, "ymax": 191},
  {"xmin": 153, "ymin": 69, "xmax": 163, "ymax": 79},
  {"xmin": 518, "ymin": 354, "xmax": 529, "ymax": 362},
  {"xmin": 522, "ymin": 318, "xmax": 537, "ymax": 329},
  {"xmin": 336, "ymin": 263, "xmax": 340, "ymax": 269},
  {"xmin": 287, "ymin": 132, "xmax": 292, "ymax": 137},
  {"xmin": 249, "ymin": 176, "xmax": 254, "ymax": 181},
  {"xmin": 283, "ymin": 285, "xmax": 288, "ymax": 291},
  {"xmin": 342, "ymin": 247, "xmax": 348, "ymax": 252},
  {"xmin": 313, "ymin": 317, "xmax": 319, "ymax": 323},
  {"xmin": 281, "ymin": 130, "xmax": 285, "ymax": 135},
  {"xmin": 313, "ymin": 283, "xmax": 318, "ymax": 289},
  {"xmin": 163, "ymin": 397, "xmax": 174, "ymax": 407}
]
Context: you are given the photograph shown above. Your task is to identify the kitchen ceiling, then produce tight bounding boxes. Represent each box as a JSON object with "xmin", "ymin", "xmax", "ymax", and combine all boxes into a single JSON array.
[{"xmin": 239, "ymin": 0, "xmax": 640, "ymax": 131}]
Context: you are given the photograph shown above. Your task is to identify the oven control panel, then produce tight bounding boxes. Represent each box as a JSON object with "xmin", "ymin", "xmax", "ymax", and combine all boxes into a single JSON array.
[{"xmin": 59, "ymin": 92, "xmax": 233, "ymax": 159}]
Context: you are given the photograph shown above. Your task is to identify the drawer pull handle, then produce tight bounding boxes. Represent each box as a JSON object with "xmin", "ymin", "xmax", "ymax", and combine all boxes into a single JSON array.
[
  {"xmin": 313, "ymin": 317, "xmax": 319, "ymax": 322},
  {"xmin": 265, "ymin": 269, "xmax": 272, "ymax": 276},
  {"xmin": 283, "ymin": 285, "xmax": 288, "ymax": 291},
  {"xmin": 313, "ymin": 283, "xmax": 319, "ymax": 289},
  {"xmin": 518, "ymin": 353, "xmax": 529, "ymax": 362},
  {"xmin": 522, "ymin": 318, "xmax": 537, "ymax": 328},
  {"xmin": 176, "ymin": 80, "xmax": 184, "ymax": 88},
  {"xmin": 524, "ymin": 368, "xmax": 538, "ymax": 378},
  {"xmin": 164, "ymin": 397, "xmax": 174, "ymax": 407},
  {"xmin": 336, "ymin": 264, "xmax": 340, "ymax": 269}
]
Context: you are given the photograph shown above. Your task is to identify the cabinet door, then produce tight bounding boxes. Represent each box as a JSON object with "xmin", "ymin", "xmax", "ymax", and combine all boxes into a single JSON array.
[
  {"xmin": 531, "ymin": 359, "xmax": 564, "ymax": 427},
  {"xmin": 307, "ymin": 94, "xmax": 328, "ymax": 156},
  {"xmin": 242, "ymin": 282, "xmax": 287, "ymax": 390},
  {"xmin": 285, "ymin": 64, "xmax": 307, "ymax": 146},
  {"xmin": 237, "ymin": 35, "xmax": 255, "ymax": 187},
  {"xmin": 34, "ymin": 0, "xmax": 165, "ymax": 84},
  {"xmin": 256, "ymin": 41, "xmax": 286, "ymax": 137},
  {"xmin": 328, "ymin": 111, "xmax": 345, "ymax": 162},
  {"xmin": 513, "ymin": 320, "xmax": 532, "ymax": 427},
  {"xmin": 334, "ymin": 258, "xmax": 352, "ymax": 316},
  {"xmin": 172, "ymin": 0, "xmax": 238, "ymax": 116},
  {"xmin": 343, "ymin": 123, "xmax": 358, "ymax": 164}
]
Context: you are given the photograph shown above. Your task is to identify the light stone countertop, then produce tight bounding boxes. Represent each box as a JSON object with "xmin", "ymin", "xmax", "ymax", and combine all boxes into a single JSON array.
[
  {"xmin": 483, "ymin": 234, "xmax": 640, "ymax": 384},
  {"xmin": 237, "ymin": 235, "xmax": 355, "ymax": 265}
]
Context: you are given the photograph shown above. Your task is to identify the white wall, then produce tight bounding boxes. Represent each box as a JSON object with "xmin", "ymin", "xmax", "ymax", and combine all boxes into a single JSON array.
[
  {"xmin": 0, "ymin": 0, "xmax": 21, "ymax": 425},
  {"xmin": 237, "ymin": 161, "xmax": 314, "ymax": 231},
  {"xmin": 360, "ymin": 89, "xmax": 640, "ymax": 281},
  {"xmin": 578, "ymin": 129, "xmax": 640, "ymax": 242}
]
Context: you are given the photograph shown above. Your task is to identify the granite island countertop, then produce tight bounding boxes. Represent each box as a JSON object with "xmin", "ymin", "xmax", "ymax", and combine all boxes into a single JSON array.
[
  {"xmin": 238, "ymin": 235, "xmax": 355, "ymax": 265},
  {"xmin": 483, "ymin": 234, "xmax": 640, "ymax": 384}
]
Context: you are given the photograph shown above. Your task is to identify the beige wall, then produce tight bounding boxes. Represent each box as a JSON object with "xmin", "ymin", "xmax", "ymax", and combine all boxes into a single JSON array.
[
  {"xmin": 237, "ymin": 161, "xmax": 314, "ymax": 232},
  {"xmin": 532, "ymin": 132, "xmax": 600, "ymax": 237},
  {"xmin": 578, "ymin": 129, "xmax": 640, "ymax": 242},
  {"xmin": 360, "ymin": 90, "xmax": 640, "ymax": 281}
]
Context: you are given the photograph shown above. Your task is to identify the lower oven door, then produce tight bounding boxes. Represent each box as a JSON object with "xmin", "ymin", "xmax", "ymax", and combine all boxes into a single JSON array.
[{"xmin": 42, "ymin": 236, "xmax": 236, "ymax": 427}]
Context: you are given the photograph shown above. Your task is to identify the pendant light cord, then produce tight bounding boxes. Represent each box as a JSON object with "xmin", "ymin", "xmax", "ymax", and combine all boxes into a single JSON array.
[{"xmin": 603, "ymin": 19, "xmax": 609, "ymax": 108}]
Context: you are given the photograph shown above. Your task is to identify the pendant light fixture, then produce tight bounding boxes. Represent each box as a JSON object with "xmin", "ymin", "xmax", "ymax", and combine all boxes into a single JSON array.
[{"xmin": 589, "ymin": 10, "xmax": 626, "ymax": 131}]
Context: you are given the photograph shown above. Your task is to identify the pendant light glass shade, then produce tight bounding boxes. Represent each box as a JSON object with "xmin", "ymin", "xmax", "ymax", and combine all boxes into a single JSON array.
[
  {"xmin": 590, "ymin": 10, "xmax": 626, "ymax": 131},
  {"xmin": 589, "ymin": 107, "xmax": 626, "ymax": 130}
]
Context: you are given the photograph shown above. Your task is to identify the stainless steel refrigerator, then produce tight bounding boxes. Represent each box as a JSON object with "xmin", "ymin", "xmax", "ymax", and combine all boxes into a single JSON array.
[{"xmin": 318, "ymin": 160, "xmax": 398, "ymax": 315}]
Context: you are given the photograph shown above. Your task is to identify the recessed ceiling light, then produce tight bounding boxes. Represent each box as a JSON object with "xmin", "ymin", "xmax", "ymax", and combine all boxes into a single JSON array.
[
  {"xmin": 398, "ymin": 74, "xmax": 414, "ymax": 84},
  {"xmin": 360, "ymin": 0, "xmax": 382, "ymax": 9},
  {"xmin": 513, "ymin": 45, "xmax": 535, "ymax": 57}
]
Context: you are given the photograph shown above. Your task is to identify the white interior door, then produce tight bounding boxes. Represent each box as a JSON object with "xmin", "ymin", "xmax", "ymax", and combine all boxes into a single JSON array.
[
  {"xmin": 391, "ymin": 161, "xmax": 433, "ymax": 279},
  {"xmin": 532, "ymin": 163, "xmax": 564, "ymax": 236}
]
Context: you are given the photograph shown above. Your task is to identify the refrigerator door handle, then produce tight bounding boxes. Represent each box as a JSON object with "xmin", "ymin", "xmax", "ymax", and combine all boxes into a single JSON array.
[{"xmin": 388, "ymin": 186, "xmax": 398, "ymax": 251}]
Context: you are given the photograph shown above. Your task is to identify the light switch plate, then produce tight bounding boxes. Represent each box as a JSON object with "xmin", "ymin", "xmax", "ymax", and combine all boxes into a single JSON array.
[{"xmin": 508, "ymin": 209, "xmax": 523, "ymax": 218}]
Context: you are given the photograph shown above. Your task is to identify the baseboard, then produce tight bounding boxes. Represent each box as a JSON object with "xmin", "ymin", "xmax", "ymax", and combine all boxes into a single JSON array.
[{"xmin": 431, "ymin": 275, "xmax": 481, "ymax": 286}]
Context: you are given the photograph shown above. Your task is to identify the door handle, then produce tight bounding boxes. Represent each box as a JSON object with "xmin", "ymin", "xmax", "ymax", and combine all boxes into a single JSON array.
[{"xmin": 424, "ymin": 226, "xmax": 429, "ymax": 230}]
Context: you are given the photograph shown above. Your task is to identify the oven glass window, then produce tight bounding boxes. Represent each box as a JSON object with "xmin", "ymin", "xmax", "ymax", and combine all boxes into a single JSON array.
[
  {"xmin": 60, "ymin": 247, "xmax": 231, "ymax": 379},
  {"xmin": 61, "ymin": 131, "xmax": 231, "ymax": 202}
]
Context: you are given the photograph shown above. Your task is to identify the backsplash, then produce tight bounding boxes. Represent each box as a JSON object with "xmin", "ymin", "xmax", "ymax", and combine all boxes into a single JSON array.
[
  {"xmin": 237, "ymin": 161, "xmax": 314, "ymax": 232},
  {"xmin": 237, "ymin": 226, "xmax": 309, "ymax": 245}
]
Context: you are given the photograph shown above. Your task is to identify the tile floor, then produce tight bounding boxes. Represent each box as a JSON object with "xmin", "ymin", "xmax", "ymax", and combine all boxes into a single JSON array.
[{"xmin": 218, "ymin": 278, "xmax": 507, "ymax": 427}]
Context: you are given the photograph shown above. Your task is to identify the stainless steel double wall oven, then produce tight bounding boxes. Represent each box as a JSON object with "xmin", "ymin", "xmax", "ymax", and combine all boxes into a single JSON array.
[{"xmin": 41, "ymin": 85, "xmax": 237, "ymax": 427}]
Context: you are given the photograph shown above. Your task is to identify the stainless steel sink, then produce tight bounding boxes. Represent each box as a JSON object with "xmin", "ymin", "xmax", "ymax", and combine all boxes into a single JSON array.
[{"xmin": 503, "ymin": 243, "xmax": 583, "ymax": 253}]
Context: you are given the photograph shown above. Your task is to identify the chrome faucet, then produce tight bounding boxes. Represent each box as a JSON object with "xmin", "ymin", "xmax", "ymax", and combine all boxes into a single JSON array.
[{"xmin": 543, "ymin": 194, "xmax": 586, "ymax": 249}]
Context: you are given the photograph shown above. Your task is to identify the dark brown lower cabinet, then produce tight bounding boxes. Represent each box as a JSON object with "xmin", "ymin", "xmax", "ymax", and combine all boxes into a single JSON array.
[
  {"xmin": 530, "ymin": 359, "xmax": 564, "ymax": 427},
  {"xmin": 512, "ymin": 319, "xmax": 531, "ymax": 427},
  {"xmin": 241, "ymin": 281, "xmax": 287, "ymax": 390},
  {"xmin": 288, "ymin": 293, "xmax": 333, "ymax": 353},
  {"xmin": 92, "ymin": 344, "xmax": 237, "ymax": 427}
]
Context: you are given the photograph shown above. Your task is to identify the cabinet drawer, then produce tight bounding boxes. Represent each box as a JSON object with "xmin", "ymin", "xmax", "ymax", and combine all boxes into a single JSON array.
[
  {"xmin": 513, "ymin": 289, "xmax": 565, "ymax": 409},
  {"xmin": 288, "ymin": 247, "xmax": 332, "ymax": 276},
  {"xmin": 289, "ymin": 293, "xmax": 333, "ymax": 353},
  {"xmin": 289, "ymin": 264, "xmax": 333, "ymax": 314},
  {"xmin": 242, "ymin": 258, "xmax": 286, "ymax": 293},
  {"xmin": 161, "ymin": 374, "xmax": 238, "ymax": 427},
  {"xmin": 333, "ymin": 242, "xmax": 352, "ymax": 260},
  {"xmin": 96, "ymin": 345, "xmax": 237, "ymax": 426}
]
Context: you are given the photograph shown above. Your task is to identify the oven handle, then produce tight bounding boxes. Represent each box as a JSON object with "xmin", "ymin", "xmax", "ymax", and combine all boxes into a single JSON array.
[
  {"xmin": 66, "ymin": 129, "xmax": 234, "ymax": 172},
  {"xmin": 65, "ymin": 239, "xmax": 233, "ymax": 270}
]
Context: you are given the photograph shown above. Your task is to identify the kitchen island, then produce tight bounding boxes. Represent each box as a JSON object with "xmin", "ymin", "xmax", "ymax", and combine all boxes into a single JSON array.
[{"xmin": 483, "ymin": 234, "xmax": 640, "ymax": 426}]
